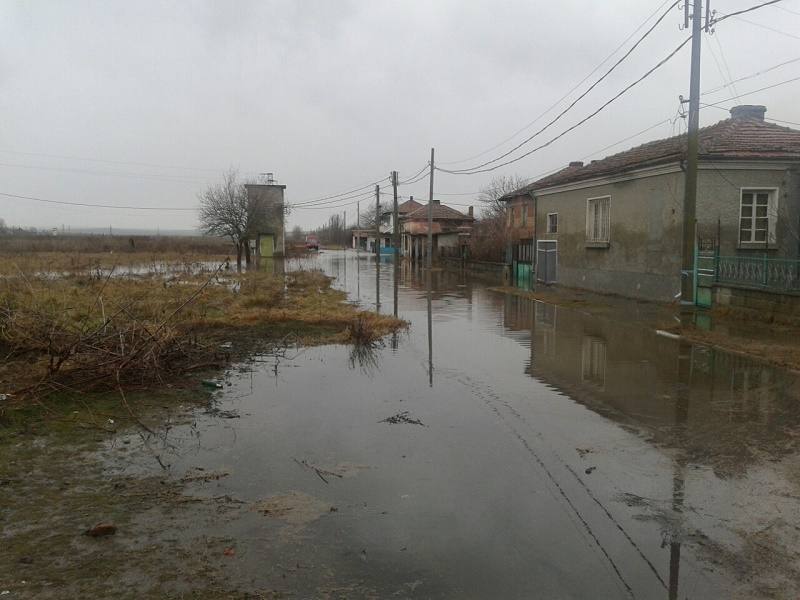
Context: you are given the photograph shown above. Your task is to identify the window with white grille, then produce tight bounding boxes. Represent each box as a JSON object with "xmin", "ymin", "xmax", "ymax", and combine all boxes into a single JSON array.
[
  {"xmin": 739, "ymin": 189, "xmax": 777, "ymax": 245},
  {"xmin": 586, "ymin": 196, "xmax": 610, "ymax": 244}
]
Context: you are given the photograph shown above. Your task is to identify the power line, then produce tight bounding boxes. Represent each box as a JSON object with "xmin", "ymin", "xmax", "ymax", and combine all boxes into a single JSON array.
[
  {"xmin": 702, "ymin": 75, "xmax": 800, "ymax": 108},
  {"xmin": 0, "ymin": 192, "xmax": 195, "ymax": 211},
  {"xmin": 438, "ymin": 0, "xmax": 678, "ymax": 166},
  {"xmin": 712, "ymin": 0, "xmax": 785, "ymax": 24},
  {"xmin": 0, "ymin": 149, "xmax": 231, "ymax": 174},
  {"xmin": 439, "ymin": 35, "xmax": 692, "ymax": 176},
  {"xmin": 441, "ymin": 0, "xmax": 683, "ymax": 174},
  {"xmin": 701, "ymin": 56, "xmax": 800, "ymax": 95}
]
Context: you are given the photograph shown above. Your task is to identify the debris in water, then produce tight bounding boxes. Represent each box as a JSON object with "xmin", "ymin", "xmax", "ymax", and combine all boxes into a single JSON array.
[
  {"xmin": 83, "ymin": 522, "xmax": 117, "ymax": 537},
  {"xmin": 379, "ymin": 411, "xmax": 427, "ymax": 426}
]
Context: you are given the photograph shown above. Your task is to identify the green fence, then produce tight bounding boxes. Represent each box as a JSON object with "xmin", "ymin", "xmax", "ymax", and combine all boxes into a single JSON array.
[{"xmin": 715, "ymin": 254, "xmax": 800, "ymax": 292}]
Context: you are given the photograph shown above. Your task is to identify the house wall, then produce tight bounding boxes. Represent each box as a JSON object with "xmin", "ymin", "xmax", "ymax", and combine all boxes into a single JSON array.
[
  {"xmin": 534, "ymin": 169, "xmax": 684, "ymax": 301},
  {"xmin": 529, "ymin": 162, "xmax": 800, "ymax": 302},
  {"xmin": 695, "ymin": 164, "xmax": 800, "ymax": 258}
]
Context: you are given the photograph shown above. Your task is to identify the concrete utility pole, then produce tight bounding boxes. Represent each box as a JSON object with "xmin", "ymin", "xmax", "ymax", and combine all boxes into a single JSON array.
[
  {"xmin": 375, "ymin": 184, "xmax": 380, "ymax": 259},
  {"xmin": 357, "ymin": 201, "xmax": 360, "ymax": 253},
  {"xmin": 427, "ymin": 148, "xmax": 435, "ymax": 269},
  {"xmin": 343, "ymin": 211, "xmax": 346, "ymax": 250},
  {"xmin": 680, "ymin": 0, "xmax": 705, "ymax": 313},
  {"xmin": 392, "ymin": 171, "xmax": 399, "ymax": 261}
]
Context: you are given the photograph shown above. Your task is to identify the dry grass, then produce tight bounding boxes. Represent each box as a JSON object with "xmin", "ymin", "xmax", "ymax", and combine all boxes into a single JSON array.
[{"xmin": 0, "ymin": 242, "xmax": 406, "ymax": 406}]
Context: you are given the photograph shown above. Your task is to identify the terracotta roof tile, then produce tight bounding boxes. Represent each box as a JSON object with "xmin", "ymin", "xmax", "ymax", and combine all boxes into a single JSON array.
[
  {"xmin": 506, "ymin": 113, "xmax": 800, "ymax": 196},
  {"xmin": 403, "ymin": 202, "xmax": 473, "ymax": 221}
]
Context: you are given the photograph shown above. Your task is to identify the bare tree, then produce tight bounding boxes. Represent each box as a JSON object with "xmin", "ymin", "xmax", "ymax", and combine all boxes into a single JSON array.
[
  {"xmin": 291, "ymin": 225, "xmax": 304, "ymax": 243},
  {"xmin": 358, "ymin": 201, "xmax": 392, "ymax": 231},
  {"xmin": 0, "ymin": 218, "xmax": 7, "ymax": 235},
  {"xmin": 477, "ymin": 174, "xmax": 529, "ymax": 221},
  {"xmin": 197, "ymin": 169, "xmax": 249, "ymax": 268},
  {"xmin": 197, "ymin": 169, "xmax": 290, "ymax": 267},
  {"xmin": 467, "ymin": 174, "xmax": 529, "ymax": 262}
]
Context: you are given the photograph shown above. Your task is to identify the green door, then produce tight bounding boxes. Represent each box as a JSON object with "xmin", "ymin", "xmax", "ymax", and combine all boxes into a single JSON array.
[{"xmin": 260, "ymin": 235, "xmax": 274, "ymax": 258}]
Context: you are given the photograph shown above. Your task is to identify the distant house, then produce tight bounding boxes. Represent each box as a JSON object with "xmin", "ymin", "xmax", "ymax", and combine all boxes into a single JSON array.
[
  {"xmin": 401, "ymin": 200, "xmax": 475, "ymax": 261},
  {"xmin": 502, "ymin": 105, "xmax": 800, "ymax": 303},
  {"xmin": 246, "ymin": 182, "xmax": 286, "ymax": 259},
  {"xmin": 351, "ymin": 198, "xmax": 422, "ymax": 253}
]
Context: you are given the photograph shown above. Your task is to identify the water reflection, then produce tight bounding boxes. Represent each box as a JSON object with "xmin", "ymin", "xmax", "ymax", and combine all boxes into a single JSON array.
[
  {"xmin": 276, "ymin": 250, "xmax": 800, "ymax": 598},
  {"xmin": 502, "ymin": 296, "xmax": 800, "ymax": 471}
]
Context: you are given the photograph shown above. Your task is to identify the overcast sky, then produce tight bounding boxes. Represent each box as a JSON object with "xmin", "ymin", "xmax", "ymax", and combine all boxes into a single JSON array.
[{"xmin": 2, "ymin": 0, "xmax": 799, "ymax": 233}]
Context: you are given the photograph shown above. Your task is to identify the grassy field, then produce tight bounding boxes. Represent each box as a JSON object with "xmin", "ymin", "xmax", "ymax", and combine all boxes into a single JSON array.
[{"xmin": 0, "ymin": 234, "xmax": 406, "ymax": 414}]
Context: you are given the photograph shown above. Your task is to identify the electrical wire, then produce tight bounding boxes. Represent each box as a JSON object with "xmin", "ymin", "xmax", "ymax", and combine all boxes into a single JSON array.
[
  {"xmin": 0, "ymin": 162, "xmax": 218, "ymax": 184},
  {"xmin": 0, "ymin": 149, "xmax": 231, "ymax": 174},
  {"xmin": 440, "ymin": 0, "xmax": 683, "ymax": 174},
  {"xmin": 701, "ymin": 75, "xmax": 800, "ymax": 108},
  {"xmin": 701, "ymin": 56, "xmax": 800, "ymax": 95},
  {"xmin": 712, "ymin": 0, "xmax": 785, "ymax": 24},
  {"xmin": 438, "ymin": 0, "xmax": 678, "ymax": 166},
  {"xmin": 438, "ymin": 35, "xmax": 692, "ymax": 176},
  {"xmin": 0, "ymin": 191, "xmax": 195, "ymax": 211}
]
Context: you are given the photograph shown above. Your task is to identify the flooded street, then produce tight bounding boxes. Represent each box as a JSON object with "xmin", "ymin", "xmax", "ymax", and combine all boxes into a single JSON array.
[{"xmin": 107, "ymin": 250, "xmax": 800, "ymax": 599}]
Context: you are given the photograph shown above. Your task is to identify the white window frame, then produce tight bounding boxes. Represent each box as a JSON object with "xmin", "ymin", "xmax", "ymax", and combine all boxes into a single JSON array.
[
  {"xmin": 586, "ymin": 196, "xmax": 610, "ymax": 246},
  {"xmin": 739, "ymin": 188, "xmax": 778, "ymax": 246},
  {"xmin": 547, "ymin": 213, "xmax": 558, "ymax": 234}
]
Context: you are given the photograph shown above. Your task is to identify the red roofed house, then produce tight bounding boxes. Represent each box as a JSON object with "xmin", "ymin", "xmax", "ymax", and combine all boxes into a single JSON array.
[
  {"xmin": 401, "ymin": 200, "xmax": 475, "ymax": 261},
  {"xmin": 352, "ymin": 197, "xmax": 422, "ymax": 253},
  {"xmin": 502, "ymin": 105, "xmax": 800, "ymax": 305}
]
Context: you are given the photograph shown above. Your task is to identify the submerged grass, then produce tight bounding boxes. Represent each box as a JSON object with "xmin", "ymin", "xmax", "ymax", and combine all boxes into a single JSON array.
[{"xmin": 0, "ymin": 248, "xmax": 406, "ymax": 415}]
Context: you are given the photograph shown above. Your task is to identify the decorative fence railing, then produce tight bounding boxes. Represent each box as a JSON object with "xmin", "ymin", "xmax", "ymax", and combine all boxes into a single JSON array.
[{"xmin": 715, "ymin": 254, "xmax": 800, "ymax": 292}]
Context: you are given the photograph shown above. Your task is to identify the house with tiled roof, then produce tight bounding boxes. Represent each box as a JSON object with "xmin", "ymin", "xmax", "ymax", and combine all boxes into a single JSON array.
[
  {"xmin": 502, "ymin": 105, "xmax": 800, "ymax": 303},
  {"xmin": 352, "ymin": 197, "xmax": 423, "ymax": 253},
  {"xmin": 401, "ymin": 200, "xmax": 475, "ymax": 261}
]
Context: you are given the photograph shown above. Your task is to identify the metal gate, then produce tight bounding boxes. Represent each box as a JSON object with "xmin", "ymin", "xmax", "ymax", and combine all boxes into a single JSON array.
[
  {"xmin": 695, "ymin": 239, "xmax": 715, "ymax": 309},
  {"xmin": 536, "ymin": 241, "xmax": 557, "ymax": 284}
]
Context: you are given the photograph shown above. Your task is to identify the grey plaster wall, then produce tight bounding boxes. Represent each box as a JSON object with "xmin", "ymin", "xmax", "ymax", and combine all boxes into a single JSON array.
[
  {"xmin": 695, "ymin": 165, "xmax": 798, "ymax": 257},
  {"xmin": 533, "ymin": 162, "xmax": 800, "ymax": 302},
  {"xmin": 535, "ymin": 170, "xmax": 684, "ymax": 301}
]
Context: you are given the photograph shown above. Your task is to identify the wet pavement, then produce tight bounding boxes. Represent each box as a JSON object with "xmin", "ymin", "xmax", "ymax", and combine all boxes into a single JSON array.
[{"xmin": 113, "ymin": 250, "xmax": 800, "ymax": 599}]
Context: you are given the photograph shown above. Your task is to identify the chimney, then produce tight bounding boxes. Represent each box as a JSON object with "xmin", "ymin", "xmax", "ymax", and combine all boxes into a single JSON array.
[
  {"xmin": 432, "ymin": 199, "xmax": 441, "ymax": 206},
  {"xmin": 569, "ymin": 161, "xmax": 584, "ymax": 167},
  {"xmin": 468, "ymin": 206, "xmax": 473, "ymax": 218},
  {"xmin": 730, "ymin": 105, "xmax": 766, "ymax": 121}
]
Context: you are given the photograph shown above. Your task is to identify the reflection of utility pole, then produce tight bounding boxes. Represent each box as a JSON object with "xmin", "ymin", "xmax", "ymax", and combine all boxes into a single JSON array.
[
  {"xmin": 357, "ymin": 201, "xmax": 360, "ymax": 254},
  {"xmin": 375, "ymin": 185, "xmax": 380, "ymax": 260},
  {"xmin": 669, "ymin": 338, "xmax": 692, "ymax": 600},
  {"xmin": 427, "ymin": 270, "xmax": 433, "ymax": 387},
  {"xmin": 427, "ymin": 148, "xmax": 434, "ymax": 269},
  {"xmin": 392, "ymin": 171, "xmax": 399, "ymax": 261},
  {"xmin": 680, "ymin": 0, "xmax": 708, "ymax": 316}
]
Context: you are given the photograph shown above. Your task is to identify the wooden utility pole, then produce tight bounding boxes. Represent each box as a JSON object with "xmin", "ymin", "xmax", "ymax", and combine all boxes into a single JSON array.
[
  {"xmin": 375, "ymin": 184, "xmax": 380, "ymax": 259},
  {"xmin": 392, "ymin": 171, "xmax": 399, "ymax": 261},
  {"xmin": 427, "ymin": 148, "xmax": 434, "ymax": 269},
  {"xmin": 680, "ymin": 0, "xmax": 704, "ymax": 313}
]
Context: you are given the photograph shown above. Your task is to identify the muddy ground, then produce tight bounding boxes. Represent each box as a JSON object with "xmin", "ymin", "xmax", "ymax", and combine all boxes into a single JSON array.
[{"xmin": 0, "ymin": 401, "xmax": 384, "ymax": 600}]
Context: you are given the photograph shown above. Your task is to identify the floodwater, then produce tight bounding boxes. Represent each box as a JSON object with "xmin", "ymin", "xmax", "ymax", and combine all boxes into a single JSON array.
[{"xmin": 119, "ymin": 250, "xmax": 800, "ymax": 599}]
